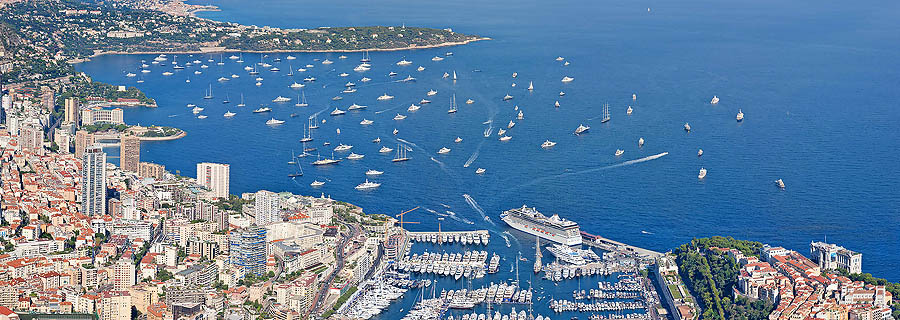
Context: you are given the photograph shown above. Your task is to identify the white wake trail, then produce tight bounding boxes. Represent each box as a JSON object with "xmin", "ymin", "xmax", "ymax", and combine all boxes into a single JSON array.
[
  {"xmin": 463, "ymin": 151, "xmax": 479, "ymax": 168},
  {"xmin": 516, "ymin": 152, "xmax": 669, "ymax": 189},
  {"xmin": 462, "ymin": 194, "xmax": 495, "ymax": 226}
]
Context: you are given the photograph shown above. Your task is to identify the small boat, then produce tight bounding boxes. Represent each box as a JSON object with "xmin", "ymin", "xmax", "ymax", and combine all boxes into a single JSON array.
[
  {"xmin": 322, "ymin": 59, "xmax": 333, "ymax": 65},
  {"xmin": 392, "ymin": 128, "xmax": 399, "ymax": 135},
  {"xmin": 512, "ymin": 72, "xmax": 518, "ymax": 78},
  {"xmin": 266, "ymin": 118, "xmax": 285, "ymax": 125},
  {"xmin": 527, "ymin": 81, "xmax": 533, "ymax": 91},
  {"xmin": 684, "ymin": 123, "xmax": 692, "ymax": 132},
  {"xmin": 507, "ymin": 120, "xmax": 516, "ymax": 129},
  {"xmin": 442, "ymin": 72, "xmax": 450, "ymax": 78},
  {"xmin": 517, "ymin": 110, "xmax": 524, "ymax": 120},
  {"xmin": 372, "ymin": 137, "xmax": 381, "ymax": 143},
  {"xmin": 711, "ymin": 95, "xmax": 720, "ymax": 104},
  {"xmin": 407, "ymin": 104, "xmax": 421, "ymax": 112},
  {"xmin": 775, "ymin": 179, "xmax": 785, "ymax": 189},
  {"xmin": 347, "ymin": 153, "xmax": 365, "ymax": 160},
  {"xmin": 417, "ymin": 66, "xmax": 425, "ymax": 72},
  {"xmin": 437, "ymin": 147, "xmax": 451, "ymax": 154},
  {"xmin": 353, "ymin": 65, "xmax": 370, "ymax": 72},
  {"xmin": 231, "ymin": 74, "xmax": 239, "ymax": 78},
  {"xmin": 162, "ymin": 71, "xmax": 174, "ymax": 76},
  {"xmin": 556, "ymin": 56, "xmax": 565, "ymax": 61},
  {"xmin": 359, "ymin": 119, "xmax": 374, "ymax": 125},
  {"xmin": 498, "ymin": 128, "xmax": 507, "ymax": 136},
  {"xmin": 332, "ymin": 96, "xmax": 343, "ymax": 101},
  {"xmin": 736, "ymin": 109, "xmax": 744, "ymax": 122},
  {"xmin": 627, "ymin": 106, "xmax": 633, "ymax": 115},
  {"xmin": 475, "ymin": 168, "xmax": 486, "ymax": 174},
  {"xmin": 366, "ymin": 169, "xmax": 384, "ymax": 176},
  {"xmin": 698, "ymin": 168, "xmax": 707, "ymax": 179},
  {"xmin": 396, "ymin": 59, "xmax": 412, "ymax": 66},
  {"xmin": 193, "ymin": 71, "xmax": 201, "ymax": 75},
  {"xmin": 559, "ymin": 91, "xmax": 566, "ymax": 96},
  {"xmin": 388, "ymin": 71, "xmax": 398, "ymax": 77},
  {"xmin": 698, "ymin": 149, "xmax": 704, "ymax": 157},
  {"xmin": 217, "ymin": 77, "xmax": 229, "ymax": 82},
  {"xmin": 224, "ymin": 111, "xmax": 236, "ymax": 118},
  {"xmin": 334, "ymin": 144, "xmax": 353, "ymax": 152},
  {"xmin": 355, "ymin": 179, "xmax": 381, "ymax": 190},
  {"xmin": 360, "ymin": 77, "xmax": 371, "ymax": 82},
  {"xmin": 639, "ymin": 137, "xmax": 645, "ymax": 147},
  {"xmin": 345, "ymin": 81, "xmax": 356, "ymax": 87},
  {"xmin": 255, "ymin": 82, "xmax": 262, "ymax": 86},
  {"xmin": 432, "ymin": 56, "xmax": 445, "ymax": 62},
  {"xmin": 402, "ymin": 75, "xmax": 416, "ymax": 82},
  {"xmin": 511, "ymin": 82, "xmax": 517, "ymax": 87},
  {"xmin": 192, "ymin": 106, "xmax": 204, "ymax": 114},
  {"xmin": 310, "ymin": 180, "xmax": 325, "ymax": 187},
  {"xmin": 555, "ymin": 100, "xmax": 560, "ymax": 108},
  {"xmin": 303, "ymin": 77, "xmax": 316, "ymax": 82},
  {"xmin": 379, "ymin": 146, "xmax": 393, "ymax": 153},
  {"xmin": 330, "ymin": 108, "xmax": 346, "ymax": 116},
  {"xmin": 253, "ymin": 107, "xmax": 271, "ymax": 113},
  {"xmin": 499, "ymin": 136, "xmax": 512, "ymax": 142},
  {"xmin": 465, "ymin": 99, "xmax": 474, "ymax": 104},
  {"xmin": 561, "ymin": 76, "xmax": 574, "ymax": 82},
  {"xmin": 541, "ymin": 140, "xmax": 556, "ymax": 148},
  {"xmin": 419, "ymin": 99, "xmax": 431, "ymax": 104},
  {"xmin": 125, "ymin": 73, "xmax": 136, "ymax": 77},
  {"xmin": 311, "ymin": 154, "xmax": 341, "ymax": 165},
  {"xmin": 564, "ymin": 61, "xmax": 570, "ymax": 66},
  {"xmin": 377, "ymin": 94, "xmax": 394, "ymax": 101},
  {"xmin": 197, "ymin": 115, "xmax": 207, "ymax": 119},
  {"xmin": 615, "ymin": 149, "xmax": 624, "ymax": 156},
  {"xmin": 574, "ymin": 124, "xmax": 590, "ymax": 134},
  {"xmin": 452, "ymin": 70, "xmax": 457, "ymax": 80},
  {"xmin": 393, "ymin": 114, "xmax": 407, "ymax": 120},
  {"xmin": 255, "ymin": 77, "xmax": 264, "ymax": 81},
  {"xmin": 342, "ymin": 88, "xmax": 357, "ymax": 93},
  {"xmin": 454, "ymin": 137, "xmax": 463, "ymax": 143},
  {"xmin": 286, "ymin": 55, "xmax": 295, "ymax": 60},
  {"xmin": 503, "ymin": 94, "xmax": 514, "ymax": 101},
  {"xmin": 338, "ymin": 55, "xmax": 347, "ymax": 59},
  {"xmin": 348, "ymin": 103, "xmax": 367, "ymax": 110},
  {"xmin": 633, "ymin": 93, "xmax": 637, "ymax": 100},
  {"xmin": 427, "ymin": 89, "xmax": 438, "ymax": 96},
  {"xmin": 141, "ymin": 69, "xmax": 151, "ymax": 73},
  {"xmin": 187, "ymin": 104, "xmax": 196, "ymax": 108}
]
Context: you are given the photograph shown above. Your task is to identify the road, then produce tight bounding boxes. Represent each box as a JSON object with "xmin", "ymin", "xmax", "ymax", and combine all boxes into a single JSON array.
[{"xmin": 309, "ymin": 222, "xmax": 360, "ymax": 316}]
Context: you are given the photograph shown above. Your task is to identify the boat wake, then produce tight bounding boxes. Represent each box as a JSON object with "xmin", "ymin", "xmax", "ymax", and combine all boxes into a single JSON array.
[
  {"xmin": 440, "ymin": 203, "xmax": 451, "ymax": 209},
  {"xmin": 463, "ymin": 151, "xmax": 479, "ymax": 168},
  {"xmin": 482, "ymin": 120, "xmax": 492, "ymax": 125},
  {"xmin": 437, "ymin": 209, "xmax": 474, "ymax": 225},
  {"xmin": 513, "ymin": 152, "xmax": 669, "ymax": 190},
  {"xmin": 500, "ymin": 231, "xmax": 512, "ymax": 248},
  {"xmin": 396, "ymin": 138, "xmax": 420, "ymax": 150},
  {"xmin": 483, "ymin": 125, "xmax": 494, "ymax": 137},
  {"xmin": 310, "ymin": 107, "xmax": 329, "ymax": 119},
  {"xmin": 374, "ymin": 106, "xmax": 397, "ymax": 114},
  {"xmin": 502, "ymin": 231, "xmax": 520, "ymax": 247},
  {"xmin": 462, "ymin": 194, "xmax": 495, "ymax": 226}
]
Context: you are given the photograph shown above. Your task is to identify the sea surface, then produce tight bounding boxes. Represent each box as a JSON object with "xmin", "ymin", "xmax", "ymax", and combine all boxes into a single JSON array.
[{"xmin": 76, "ymin": 0, "xmax": 900, "ymax": 312}]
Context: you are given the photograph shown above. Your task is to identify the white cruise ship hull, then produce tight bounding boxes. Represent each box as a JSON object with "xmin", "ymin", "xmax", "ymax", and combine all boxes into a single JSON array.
[{"xmin": 500, "ymin": 214, "xmax": 582, "ymax": 246}]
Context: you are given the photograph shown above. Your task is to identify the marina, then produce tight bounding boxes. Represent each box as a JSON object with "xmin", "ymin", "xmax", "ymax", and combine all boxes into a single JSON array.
[{"xmin": 407, "ymin": 230, "xmax": 491, "ymax": 245}]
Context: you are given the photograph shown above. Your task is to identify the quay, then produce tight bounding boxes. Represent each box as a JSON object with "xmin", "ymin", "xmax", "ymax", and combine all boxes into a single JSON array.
[
  {"xmin": 580, "ymin": 231, "xmax": 663, "ymax": 260},
  {"xmin": 407, "ymin": 229, "xmax": 490, "ymax": 245}
]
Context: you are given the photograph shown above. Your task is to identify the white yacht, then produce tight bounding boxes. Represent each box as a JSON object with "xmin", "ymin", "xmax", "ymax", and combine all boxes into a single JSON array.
[
  {"xmin": 353, "ymin": 65, "xmax": 370, "ymax": 72},
  {"xmin": 417, "ymin": 66, "xmax": 425, "ymax": 71},
  {"xmin": 392, "ymin": 128, "xmax": 399, "ymax": 135},
  {"xmin": 231, "ymin": 74, "xmax": 240, "ymax": 78},
  {"xmin": 541, "ymin": 140, "xmax": 556, "ymax": 148},
  {"xmin": 775, "ymin": 179, "xmax": 785, "ymax": 189},
  {"xmin": 359, "ymin": 119, "xmax": 374, "ymax": 125},
  {"xmin": 273, "ymin": 96, "xmax": 291, "ymax": 102},
  {"xmin": 639, "ymin": 137, "xmax": 645, "ymax": 147},
  {"xmin": 162, "ymin": 71, "xmax": 174, "ymax": 76},
  {"xmin": 388, "ymin": 71, "xmax": 398, "ymax": 76},
  {"xmin": 559, "ymin": 91, "xmax": 566, "ymax": 96},
  {"xmin": 330, "ymin": 108, "xmax": 346, "ymax": 116},
  {"xmin": 402, "ymin": 75, "xmax": 416, "ymax": 82},
  {"xmin": 365, "ymin": 170, "xmax": 384, "ymax": 177},
  {"xmin": 193, "ymin": 70, "xmax": 201, "ymax": 75},
  {"xmin": 736, "ymin": 109, "xmax": 744, "ymax": 122},
  {"xmin": 503, "ymin": 94, "xmax": 514, "ymax": 101},
  {"xmin": 633, "ymin": 93, "xmax": 637, "ymax": 100},
  {"xmin": 497, "ymin": 128, "xmax": 507, "ymax": 136},
  {"xmin": 286, "ymin": 55, "xmax": 296, "ymax": 60},
  {"xmin": 437, "ymin": 147, "xmax": 451, "ymax": 154},
  {"xmin": 454, "ymin": 137, "xmax": 463, "ymax": 143},
  {"xmin": 126, "ymin": 73, "xmax": 136, "ymax": 77},
  {"xmin": 393, "ymin": 114, "xmax": 407, "ymax": 120},
  {"xmin": 192, "ymin": 106, "xmax": 204, "ymax": 114},
  {"xmin": 197, "ymin": 115, "xmax": 207, "ymax": 119},
  {"xmin": 427, "ymin": 89, "xmax": 438, "ymax": 96},
  {"xmin": 396, "ymin": 59, "xmax": 412, "ymax": 66},
  {"xmin": 684, "ymin": 123, "xmax": 692, "ymax": 132},
  {"xmin": 442, "ymin": 72, "xmax": 450, "ymax": 78},
  {"xmin": 377, "ymin": 94, "xmax": 394, "ymax": 101},
  {"xmin": 303, "ymin": 77, "xmax": 316, "ymax": 82},
  {"xmin": 627, "ymin": 106, "xmax": 633, "ymax": 115},
  {"xmin": 431, "ymin": 56, "xmax": 444, "ymax": 62},
  {"xmin": 360, "ymin": 77, "xmax": 371, "ymax": 82},
  {"xmin": 507, "ymin": 120, "xmax": 516, "ymax": 129},
  {"xmin": 322, "ymin": 59, "xmax": 333, "ymax": 65},
  {"xmin": 372, "ymin": 137, "xmax": 381, "ymax": 143},
  {"xmin": 255, "ymin": 82, "xmax": 262, "ymax": 86},
  {"xmin": 698, "ymin": 168, "xmax": 707, "ymax": 179},
  {"xmin": 615, "ymin": 149, "xmax": 624, "ymax": 156},
  {"xmin": 141, "ymin": 69, "xmax": 151, "ymax": 73},
  {"xmin": 347, "ymin": 153, "xmax": 365, "ymax": 160},
  {"xmin": 342, "ymin": 88, "xmax": 357, "ymax": 93},
  {"xmin": 253, "ymin": 107, "xmax": 271, "ymax": 113},
  {"xmin": 345, "ymin": 81, "xmax": 356, "ymax": 87},
  {"xmin": 310, "ymin": 180, "xmax": 325, "ymax": 187},
  {"xmin": 266, "ymin": 118, "xmax": 285, "ymax": 125},
  {"xmin": 334, "ymin": 144, "xmax": 353, "ymax": 152},
  {"xmin": 466, "ymin": 99, "xmax": 474, "ymax": 104},
  {"xmin": 574, "ymin": 124, "xmax": 590, "ymax": 134},
  {"xmin": 499, "ymin": 136, "xmax": 512, "ymax": 142},
  {"xmin": 217, "ymin": 76, "xmax": 229, "ymax": 82},
  {"xmin": 290, "ymin": 82, "xmax": 305, "ymax": 89},
  {"xmin": 419, "ymin": 99, "xmax": 431, "ymax": 104},
  {"xmin": 698, "ymin": 149, "xmax": 704, "ymax": 157},
  {"xmin": 528, "ymin": 81, "xmax": 533, "ymax": 91},
  {"xmin": 561, "ymin": 76, "xmax": 574, "ymax": 82},
  {"xmin": 407, "ymin": 104, "xmax": 421, "ymax": 112},
  {"xmin": 348, "ymin": 103, "xmax": 367, "ymax": 110},
  {"xmin": 475, "ymin": 168, "xmax": 486, "ymax": 174},
  {"xmin": 355, "ymin": 179, "xmax": 381, "ymax": 190},
  {"xmin": 556, "ymin": 56, "xmax": 565, "ymax": 61},
  {"xmin": 711, "ymin": 95, "xmax": 720, "ymax": 104},
  {"xmin": 223, "ymin": 111, "xmax": 236, "ymax": 118},
  {"xmin": 379, "ymin": 146, "xmax": 394, "ymax": 153},
  {"xmin": 517, "ymin": 110, "xmax": 524, "ymax": 120}
]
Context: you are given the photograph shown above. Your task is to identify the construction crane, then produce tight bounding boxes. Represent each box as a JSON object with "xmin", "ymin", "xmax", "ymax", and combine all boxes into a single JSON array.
[{"xmin": 395, "ymin": 206, "xmax": 420, "ymax": 231}]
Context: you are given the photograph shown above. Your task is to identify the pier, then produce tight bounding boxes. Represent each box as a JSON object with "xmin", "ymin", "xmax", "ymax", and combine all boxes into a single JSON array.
[
  {"xmin": 580, "ymin": 232, "xmax": 663, "ymax": 260},
  {"xmin": 407, "ymin": 230, "xmax": 490, "ymax": 245}
]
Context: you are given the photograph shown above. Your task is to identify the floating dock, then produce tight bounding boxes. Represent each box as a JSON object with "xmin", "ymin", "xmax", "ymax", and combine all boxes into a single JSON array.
[{"xmin": 580, "ymin": 231, "xmax": 663, "ymax": 260}]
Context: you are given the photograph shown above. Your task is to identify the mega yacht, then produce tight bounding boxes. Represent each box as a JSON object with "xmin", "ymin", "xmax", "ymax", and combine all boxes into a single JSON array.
[
  {"xmin": 266, "ymin": 118, "xmax": 285, "ymax": 125},
  {"xmin": 379, "ymin": 146, "xmax": 394, "ymax": 153},
  {"xmin": 273, "ymin": 96, "xmax": 291, "ymax": 103},
  {"xmin": 541, "ymin": 140, "xmax": 556, "ymax": 148},
  {"xmin": 407, "ymin": 104, "xmax": 421, "ymax": 112},
  {"xmin": 353, "ymin": 65, "xmax": 370, "ymax": 72},
  {"xmin": 347, "ymin": 153, "xmax": 365, "ymax": 160},
  {"xmin": 377, "ymin": 94, "xmax": 395, "ymax": 101},
  {"xmin": 359, "ymin": 119, "xmax": 374, "ymax": 125},
  {"xmin": 365, "ymin": 169, "xmax": 384, "ymax": 176},
  {"xmin": 546, "ymin": 244, "xmax": 586, "ymax": 265},
  {"xmin": 223, "ymin": 111, "xmax": 236, "ymax": 118},
  {"xmin": 437, "ymin": 147, "xmax": 451, "ymax": 154},
  {"xmin": 574, "ymin": 124, "xmax": 590, "ymax": 134},
  {"xmin": 310, "ymin": 180, "xmax": 325, "ymax": 187},
  {"xmin": 392, "ymin": 145, "xmax": 410, "ymax": 162},
  {"xmin": 334, "ymin": 144, "xmax": 353, "ymax": 152},
  {"xmin": 355, "ymin": 179, "xmax": 381, "ymax": 190},
  {"xmin": 330, "ymin": 108, "xmax": 346, "ymax": 116},
  {"xmin": 393, "ymin": 114, "xmax": 407, "ymax": 120},
  {"xmin": 711, "ymin": 95, "xmax": 720, "ymax": 104},
  {"xmin": 342, "ymin": 88, "xmax": 357, "ymax": 93},
  {"xmin": 561, "ymin": 76, "xmax": 574, "ymax": 82},
  {"xmin": 501, "ymin": 205, "xmax": 582, "ymax": 245},
  {"xmin": 698, "ymin": 168, "xmax": 708, "ymax": 179}
]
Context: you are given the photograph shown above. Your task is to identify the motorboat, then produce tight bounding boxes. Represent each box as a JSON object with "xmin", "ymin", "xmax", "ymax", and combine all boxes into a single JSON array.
[
  {"xmin": 775, "ymin": 179, "xmax": 785, "ymax": 189},
  {"xmin": 639, "ymin": 137, "xmax": 645, "ymax": 147},
  {"xmin": 379, "ymin": 146, "xmax": 393, "ymax": 153},
  {"xmin": 348, "ymin": 103, "xmax": 367, "ymax": 110},
  {"xmin": 273, "ymin": 96, "xmax": 291, "ymax": 102},
  {"xmin": 454, "ymin": 137, "xmax": 463, "ymax": 143},
  {"xmin": 561, "ymin": 76, "xmax": 574, "ymax": 82},
  {"xmin": 437, "ymin": 147, "xmax": 451, "ymax": 154},
  {"xmin": 359, "ymin": 119, "xmax": 374, "ymax": 125},
  {"xmin": 310, "ymin": 180, "xmax": 325, "ymax": 187},
  {"xmin": 334, "ymin": 144, "xmax": 353, "ymax": 152},
  {"xmin": 574, "ymin": 124, "xmax": 590, "ymax": 134},
  {"xmin": 711, "ymin": 95, "xmax": 720, "ymax": 104},
  {"xmin": 432, "ymin": 56, "xmax": 444, "ymax": 62},
  {"xmin": 224, "ymin": 111, "xmax": 236, "ymax": 118},
  {"xmin": 330, "ymin": 108, "xmax": 346, "ymax": 116},
  {"xmin": 499, "ymin": 136, "xmax": 512, "ymax": 142},
  {"xmin": 627, "ymin": 106, "xmax": 633, "ymax": 115},
  {"xmin": 736, "ymin": 109, "xmax": 744, "ymax": 122},
  {"xmin": 466, "ymin": 99, "xmax": 474, "ymax": 104},
  {"xmin": 503, "ymin": 94, "xmax": 514, "ymax": 101},
  {"xmin": 698, "ymin": 149, "xmax": 704, "ymax": 157},
  {"xmin": 266, "ymin": 118, "xmax": 285, "ymax": 125},
  {"xmin": 290, "ymin": 82, "xmax": 305, "ymax": 89},
  {"xmin": 698, "ymin": 168, "xmax": 708, "ymax": 179},
  {"xmin": 407, "ymin": 104, "xmax": 421, "ymax": 112},
  {"xmin": 253, "ymin": 107, "xmax": 271, "ymax": 113},
  {"xmin": 396, "ymin": 59, "xmax": 412, "ymax": 66},
  {"xmin": 365, "ymin": 169, "xmax": 384, "ymax": 176},
  {"xmin": 427, "ymin": 89, "xmax": 438, "ymax": 96},
  {"xmin": 393, "ymin": 114, "xmax": 407, "ymax": 120},
  {"xmin": 347, "ymin": 153, "xmax": 365, "ymax": 160},
  {"xmin": 377, "ymin": 94, "xmax": 394, "ymax": 101},
  {"xmin": 475, "ymin": 168, "xmax": 486, "ymax": 174},
  {"xmin": 615, "ymin": 149, "xmax": 624, "ymax": 156},
  {"xmin": 684, "ymin": 123, "xmax": 692, "ymax": 132},
  {"xmin": 355, "ymin": 179, "xmax": 381, "ymax": 190},
  {"xmin": 541, "ymin": 140, "xmax": 556, "ymax": 148}
]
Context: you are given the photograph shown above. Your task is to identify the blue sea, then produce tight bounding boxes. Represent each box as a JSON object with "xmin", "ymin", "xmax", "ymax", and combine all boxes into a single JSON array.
[{"xmin": 77, "ymin": 0, "xmax": 900, "ymax": 313}]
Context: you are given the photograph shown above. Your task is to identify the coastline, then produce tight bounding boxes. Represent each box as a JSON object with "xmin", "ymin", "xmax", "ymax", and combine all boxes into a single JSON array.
[
  {"xmin": 138, "ymin": 130, "xmax": 186, "ymax": 141},
  {"xmin": 84, "ymin": 37, "xmax": 490, "ymax": 59}
]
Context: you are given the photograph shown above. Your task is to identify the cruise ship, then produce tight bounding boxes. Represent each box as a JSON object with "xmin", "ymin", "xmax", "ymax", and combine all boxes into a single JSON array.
[{"xmin": 500, "ymin": 205, "xmax": 582, "ymax": 246}]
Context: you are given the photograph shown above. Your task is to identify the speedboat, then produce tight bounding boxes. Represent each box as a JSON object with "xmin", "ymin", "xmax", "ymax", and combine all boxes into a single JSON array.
[
  {"xmin": 574, "ymin": 124, "xmax": 590, "ymax": 134},
  {"xmin": 615, "ymin": 149, "xmax": 624, "ymax": 156},
  {"xmin": 684, "ymin": 123, "xmax": 692, "ymax": 132},
  {"xmin": 475, "ymin": 168, "xmax": 486, "ymax": 174},
  {"xmin": 698, "ymin": 168, "xmax": 707, "ymax": 179},
  {"xmin": 541, "ymin": 140, "xmax": 556, "ymax": 148},
  {"xmin": 396, "ymin": 59, "xmax": 412, "ymax": 66},
  {"xmin": 377, "ymin": 94, "xmax": 394, "ymax": 101},
  {"xmin": 427, "ymin": 89, "xmax": 438, "ymax": 96},
  {"xmin": 507, "ymin": 120, "xmax": 516, "ymax": 129},
  {"xmin": 627, "ymin": 106, "xmax": 633, "ymax": 115},
  {"xmin": 360, "ymin": 77, "xmax": 371, "ymax": 82},
  {"xmin": 419, "ymin": 99, "xmax": 431, "ymax": 104},
  {"xmin": 437, "ymin": 147, "xmax": 451, "ymax": 154},
  {"xmin": 559, "ymin": 91, "xmax": 566, "ymax": 96},
  {"xmin": 348, "ymin": 103, "xmax": 367, "ymax": 110},
  {"xmin": 330, "ymin": 108, "xmax": 346, "ymax": 116},
  {"xmin": 454, "ymin": 137, "xmax": 463, "ymax": 143},
  {"xmin": 266, "ymin": 118, "xmax": 285, "ymax": 125},
  {"xmin": 561, "ymin": 76, "xmax": 574, "ymax": 82},
  {"xmin": 347, "ymin": 153, "xmax": 365, "ymax": 160},
  {"xmin": 432, "ymin": 56, "xmax": 445, "ymax": 62},
  {"xmin": 466, "ymin": 99, "xmax": 474, "ymax": 104},
  {"xmin": 407, "ymin": 104, "xmax": 421, "ymax": 112},
  {"xmin": 223, "ymin": 111, "xmax": 236, "ymax": 118},
  {"xmin": 359, "ymin": 119, "xmax": 374, "ymax": 125},
  {"xmin": 698, "ymin": 149, "xmax": 704, "ymax": 157},
  {"xmin": 334, "ymin": 144, "xmax": 353, "ymax": 152},
  {"xmin": 711, "ymin": 95, "xmax": 720, "ymax": 104},
  {"xmin": 736, "ymin": 109, "xmax": 744, "ymax": 122},
  {"xmin": 310, "ymin": 180, "xmax": 325, "ymax": 187},
  {"xmin": 518, "ymin": 110, "xmax": 524, "ymax": 119},
  {"xmin": 555, "ymin": 101, "xmax": 561, "ymax": 108},
  {"xmin": 499, "ymin": 136, "xmax": 512, "ymax": 142},
  {"xmin": 512, "ymin": 72, "xmax": 518, "ymax": 78},
  {"xmin": 365, "ymin": 169, "xmax": 384, "ymax": 176},
  {"xmin": 355, "ymin": 179, "xmax": 381, "ymax": 190},
  {"xmin": 379, "ymin": 146, "xmax": 393, "ymax": 153},
  {"xmin": 417, "ymin": 66, "xmax": 425, "ymax": 72},
  {"xmin": 497, "ymin": 128, "xmax": 506, "ymax": 136},
  {"xmin": 503, "ymin": 94, "xmax": 513, "ymax": 101},
  {"xmin": 253, "ymin": 107, "xmax": 271, "ymax": 113},
  {"xmin": 393, "ymin": 114, "xmax": 407, "ymax": 120},
  {"xmin": 639, "ymin": 137, "xmax": 645, "ymax": 147}
]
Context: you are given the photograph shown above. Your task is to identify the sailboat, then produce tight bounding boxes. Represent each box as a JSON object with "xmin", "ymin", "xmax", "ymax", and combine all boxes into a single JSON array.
[
  {"xmin": 287, "ymin": 64, "xmax": 294, "ymax": 76},
  {"xmin": 392, "ymin": 144, "xmax": 410, "ymax": 162},
  {"xmin": 448, "ymin": 94, "xmax": 459, "ymax": 113},
  {"xmin": 308, "ymin": 116, "xmax": 319, "ymax": 129},
  {"xmin": 360, "ymin": 50, "xmax": 371, "ymax": 63},
  {"xmin": 287, "ymin": 150, "xmax": 297, "ymax": 165},
  {"xmin": 600, "ymin": 103, "xmax": 610, "ymax": 123},
  {"xmin": 203, "ymin": 84, "xmax": 213, "ymax": 99},
  {"xmin": 300, "ymin": 120, "xmax": 314, "ymax": 142},
  {"xmin": 222, "ymin": 93, "xmax": 230, "ymax": 104},
  {"xmin": 452, "ymin": 70, "xmax": 457, "ymax": 80},
  {"xmin": 527, "ymin": 81, "xmax": 533, "ymax": 91},
  {"xmin": 237, "ymin": 93, "xmax": 246, "ymax": 107},
  {"xmin": 296, "ymin": 91, "xmax": 308, "ymax": 107}
]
